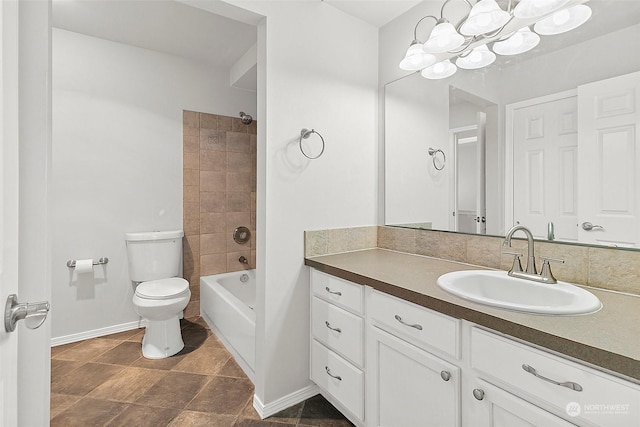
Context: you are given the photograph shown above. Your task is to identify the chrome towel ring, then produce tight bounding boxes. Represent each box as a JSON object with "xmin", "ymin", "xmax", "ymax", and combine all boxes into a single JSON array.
[
  {"xmin": 300, "ymin": 128, "xmax": 325, "ymax": 159},
  {"xmin": 428, "ymin": 147, "xmax": 446, "ymax": 170}
]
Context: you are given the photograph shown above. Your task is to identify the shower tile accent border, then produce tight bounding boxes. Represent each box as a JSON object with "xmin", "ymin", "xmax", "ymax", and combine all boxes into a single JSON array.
[
  {"xmin": 183, "ymin": 111, "xmax": 257, "ymax": 317},
  {"xmin": 305, "ymin": 225, "xmax": 640, "ymax": 296}
]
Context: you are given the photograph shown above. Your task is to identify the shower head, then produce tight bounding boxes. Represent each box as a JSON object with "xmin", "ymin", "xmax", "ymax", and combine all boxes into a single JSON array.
[{"xmin": 239, "ymin": 112, "xmax": 253, "ymax": 125}]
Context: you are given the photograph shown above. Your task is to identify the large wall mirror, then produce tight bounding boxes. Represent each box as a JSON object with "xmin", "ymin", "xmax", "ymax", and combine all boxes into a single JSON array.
[{"xmin": 385, "ymin": 0, "xmax": 640, "ymax": 249}]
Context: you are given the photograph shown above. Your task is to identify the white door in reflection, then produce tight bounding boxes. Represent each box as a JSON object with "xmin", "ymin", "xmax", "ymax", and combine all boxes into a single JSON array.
[
  {"xmin": 578, "ymin": 71, "xmax": 640, "ymax": 248},
  {"xmin": 450, "ymin": 112, "xmax": 486, "ymax": 234},
  {"xmin": 511, "ymin": 92, "xmax": 579, "ymax": 242}
]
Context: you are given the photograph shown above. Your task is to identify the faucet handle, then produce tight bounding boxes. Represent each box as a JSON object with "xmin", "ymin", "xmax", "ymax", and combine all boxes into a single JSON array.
[
  {"xmin": 503, "ymin": 251, "xmax": 523, "ymax": 274},
  {"xmin": 540, "ymin": 257, "xmax": 564, "ymax": 284}
]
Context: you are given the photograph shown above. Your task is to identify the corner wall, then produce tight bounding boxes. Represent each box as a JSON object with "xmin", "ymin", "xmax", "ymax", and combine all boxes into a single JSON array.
[{"xmin": 219, "ymin": 0, "xmax": 379, "ymax": 411}]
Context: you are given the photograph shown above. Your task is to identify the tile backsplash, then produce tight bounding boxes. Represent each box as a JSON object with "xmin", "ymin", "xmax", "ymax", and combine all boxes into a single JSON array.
[{"xmin": 305, "ymin": 226, "xmax": 640, "ymax": 296}]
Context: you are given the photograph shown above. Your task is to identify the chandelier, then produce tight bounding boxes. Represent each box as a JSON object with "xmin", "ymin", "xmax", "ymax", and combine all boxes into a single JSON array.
[{"xmin": 400, "ymin": 0, "xmax": 593, "ymax": 79}]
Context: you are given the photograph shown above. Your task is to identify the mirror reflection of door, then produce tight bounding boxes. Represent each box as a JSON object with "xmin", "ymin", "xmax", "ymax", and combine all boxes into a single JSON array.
[
  {"xmin": 507, "ymin": 71, "xmax": 640, "ymax": 247},
  {"xmin": 510, "ymin": 92, "xmax": 579, "ymax": 242},
  {"xmin": 449, "ymin": 87, "xmax": 494, "ymax": 235},
  {"xmin": 450, "ymin": 113, "xmax": 486, "ymax": 234}
]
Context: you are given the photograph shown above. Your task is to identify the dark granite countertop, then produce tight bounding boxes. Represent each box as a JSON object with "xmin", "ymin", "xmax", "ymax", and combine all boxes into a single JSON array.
[{"xmin": 305, "ymin": 249, "xmax": 640, "ymax": 382}]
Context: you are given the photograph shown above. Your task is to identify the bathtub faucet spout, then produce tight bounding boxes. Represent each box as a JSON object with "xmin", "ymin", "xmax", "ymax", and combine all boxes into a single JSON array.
[{"xmin": 238, "ymin": 256, "xmax": 249, "ymax": 265}]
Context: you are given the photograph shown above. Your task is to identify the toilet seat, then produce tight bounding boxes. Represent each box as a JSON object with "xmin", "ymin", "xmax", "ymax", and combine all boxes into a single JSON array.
[{"xmin": 135, "ymin": 277, "xmax": 189, "ymax": 300}]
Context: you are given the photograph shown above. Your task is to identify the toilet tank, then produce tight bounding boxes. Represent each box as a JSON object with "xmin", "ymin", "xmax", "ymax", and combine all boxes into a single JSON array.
[{"xmin": 125, "ymin": 230, "xmax": 184, "ymax": 282}]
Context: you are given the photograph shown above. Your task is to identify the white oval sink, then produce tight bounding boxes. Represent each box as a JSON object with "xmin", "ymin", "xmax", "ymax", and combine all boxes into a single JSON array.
[{"xmin": 437, "ymin": 270, "xmax": 602, "ymax": 315}]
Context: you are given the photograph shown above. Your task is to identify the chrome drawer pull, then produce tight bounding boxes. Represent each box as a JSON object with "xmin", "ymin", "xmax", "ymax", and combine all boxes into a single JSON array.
[
  {"xmin": 325, "ymin": 366, "xmax": 342, "ymax": 381},
  {"xmin": 394, "ymin": 314, "xmax": 423, "ymax": 331},
  {"xmin": 325, "ymin": 321, "xmax": 342, "ymax": 333},
  {"xmin": 522, "ymin": 364, "xmax": 583, "ymax": 392},
  {"xmin": 325, "ymin": 287, "xmax": 342, "ymax": 296}
]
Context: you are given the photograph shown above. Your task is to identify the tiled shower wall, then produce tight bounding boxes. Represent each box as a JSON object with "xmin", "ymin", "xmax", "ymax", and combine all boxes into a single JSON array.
[{"xmin": 182, "ymin": 111, "xmax": 257, "ymax": 317}]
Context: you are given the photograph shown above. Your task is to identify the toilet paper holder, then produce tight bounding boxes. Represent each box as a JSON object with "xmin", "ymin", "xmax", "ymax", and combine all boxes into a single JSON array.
[{"xmin": 67, "ymin": 257, "xmax": 109, "ymax": 268}]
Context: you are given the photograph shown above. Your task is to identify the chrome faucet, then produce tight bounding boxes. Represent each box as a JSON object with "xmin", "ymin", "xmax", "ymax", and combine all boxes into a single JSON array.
[
  {"xmin": 503, "ymin": 225, "xmax": 537, "ymax": 274},
  {"xmin": 503, "ymin": 225, "xmax": 564, "ymax": 284}
]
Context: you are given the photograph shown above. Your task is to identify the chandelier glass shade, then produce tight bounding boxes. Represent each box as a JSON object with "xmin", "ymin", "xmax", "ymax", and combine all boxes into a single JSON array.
[
  {"xmin": 399, "ymin": 41, "xmax": 437, "ymax": 71},
  {"xmin": 513, "ymin": 0, "xmax": 569, "ymax": 19},
  {"xmin": 421, "ymin": 59, "xmax": 458, "ymax": 79},
  {"xmin": 399, "ymin": 0, "xmax": 592, "ymax": 80},
  {"xmin": 456, "ymin": 45, "xmax": 496, "ymax": 69},
  {"xmin": 423, "ymin": 21, "xmax": 466, "ymax": 53},
  {"xmin": 534, "ymin": 4, "xmax": 592, "ymax": 35},
  {"xmin": 460, "ymin": 0, "xmax": 511, "ymax": 36},
  {"xmin": 492, "ymin": 26, "xmax": 540, "ymax": 55}
]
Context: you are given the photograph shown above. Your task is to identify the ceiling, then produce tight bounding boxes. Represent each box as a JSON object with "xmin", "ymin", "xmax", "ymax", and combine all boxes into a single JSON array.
[
  {"xmin": 52, "ymin": 0, "xmax": 258, "ymax": 69},
  {"xmin": 323, "ymin": 0, "xmax": 422, "ymax": 27}
]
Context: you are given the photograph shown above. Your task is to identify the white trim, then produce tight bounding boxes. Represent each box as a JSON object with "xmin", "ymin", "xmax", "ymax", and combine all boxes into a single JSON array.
[
  {"xmin": 50, "ymin": 319, "xmax": 146, "ymax": 346},
  {"xmin": 504, "ymin": 89, "xmax": 577, "ymax": 229},
  {"xmin": 252, "ymin": 384, "xmax": 320, "ymax": 419}
]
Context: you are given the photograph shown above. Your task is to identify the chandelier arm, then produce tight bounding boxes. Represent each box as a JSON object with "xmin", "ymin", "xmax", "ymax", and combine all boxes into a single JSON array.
[
  {"xmin": 440, "ymin": 0, "xmax": 474, "ymax": 19},
  {"xmin": 413, "ymin": 15, "xmax": 439, "ymax": 40},
  {"xmin": 447, "ymin": 36, "xmax": 476, "ymax": 54},
  {"xmin": 480, "ymin": 14, "xmax": 517, "ymax": 39}
]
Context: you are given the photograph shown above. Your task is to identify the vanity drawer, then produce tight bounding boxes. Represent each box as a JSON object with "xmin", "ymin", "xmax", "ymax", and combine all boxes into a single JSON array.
[
  {"xmin": 311, "ymin": 339, "xmax": 364, "ymax": 421},
  {"xmin": 311, "ymin": 270, "xmax": 363, "ymax": 314},
  {"xmin": 369, "ymin": 289, "xmax": 460, "ymax": 358},
  {"xmin": 312, "ymin": 296, "xmax": 364, "ymax": 367},
  {"xmin": 471, "ymin": 327, "xmax": 640, "ymax": 426}
]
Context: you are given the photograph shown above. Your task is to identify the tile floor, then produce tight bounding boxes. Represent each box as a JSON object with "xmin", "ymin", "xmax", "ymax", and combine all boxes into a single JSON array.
[{"xmin": 51, "ymin": 317, "xmax": 354, "ymax": 427}]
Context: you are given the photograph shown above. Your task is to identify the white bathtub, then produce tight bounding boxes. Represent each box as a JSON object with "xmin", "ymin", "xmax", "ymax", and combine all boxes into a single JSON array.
[{"xmin": 201, "ymin": 270, "xmax": 256, "ymax": 382}]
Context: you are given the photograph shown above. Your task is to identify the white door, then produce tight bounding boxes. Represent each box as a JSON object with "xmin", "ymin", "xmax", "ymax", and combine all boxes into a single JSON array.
[
  {"xmin": 1, "ymin": 0, "xmax": 52, "ymax": 425},
  {"xmin": 511, "ymin": 92, "xmax": 579, "ymax": 241},
  {"xmin": 577, "ymin": 71, "xmax": 640, "ymax": 247},
  {"xmin": 476, "ymin": 112, "xmax": 487, "ymax": 234},
  {"xmin": 451, "ymin": 117, "xmax": 486, "ymax": 235}
]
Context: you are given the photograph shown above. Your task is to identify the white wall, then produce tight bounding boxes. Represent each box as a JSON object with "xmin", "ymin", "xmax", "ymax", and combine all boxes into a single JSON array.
[
  {"xmin": 51, "ymin": 28, "xmax": 256, "ymax": 341},
  {"xmin": 220, "ymin": 0, "xmax": 379, "ymax": 410}
]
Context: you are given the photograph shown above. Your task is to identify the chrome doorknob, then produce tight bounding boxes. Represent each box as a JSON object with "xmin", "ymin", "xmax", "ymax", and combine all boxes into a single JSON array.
[
  {"xmin": 582, "ymin": 222, "xmax": 604, "ymax": 231},
  {"xmin": 4, "ymin": 294, "xmax": 50, "ymax": 332}
]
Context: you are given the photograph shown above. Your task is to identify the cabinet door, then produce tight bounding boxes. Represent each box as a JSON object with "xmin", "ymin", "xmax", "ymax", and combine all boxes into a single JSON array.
[
  {"xmin": 466, "ymin": 379, "xmax": 576, "ymax": 427},
  {"xmin": 368, "ymin": 326, "xmax": 460, "ymax": 427}
]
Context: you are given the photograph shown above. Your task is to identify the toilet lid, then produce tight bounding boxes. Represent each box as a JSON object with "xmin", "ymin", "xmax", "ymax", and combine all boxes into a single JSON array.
[{"xmin": 136, "ymin": 277, "xmax": 190, "ymax": 300}]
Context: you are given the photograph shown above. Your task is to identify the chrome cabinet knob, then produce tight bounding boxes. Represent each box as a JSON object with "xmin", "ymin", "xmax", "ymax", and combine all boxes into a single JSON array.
[
  {"xmin": 440, "ymin": 370, "xmax": 451, "ymax": 381},
  {"xmin": 472, "ymin": 388, "xmax": 485, "ymax": 400}
]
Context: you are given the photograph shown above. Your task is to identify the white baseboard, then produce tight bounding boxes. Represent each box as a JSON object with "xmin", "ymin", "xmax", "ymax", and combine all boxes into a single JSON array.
[
  {"xmin": 253, "ymin": 384, "xmax": 320, "ymax": 419},
  {"xmin": 50, "ymin": 319, "xmax": 146, "ymax": 346}
]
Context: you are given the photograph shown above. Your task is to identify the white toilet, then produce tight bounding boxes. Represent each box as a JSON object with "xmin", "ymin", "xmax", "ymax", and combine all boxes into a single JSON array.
[{"xmin": 125, "ymin": 230, "xmax": 191, "ymax": 359}]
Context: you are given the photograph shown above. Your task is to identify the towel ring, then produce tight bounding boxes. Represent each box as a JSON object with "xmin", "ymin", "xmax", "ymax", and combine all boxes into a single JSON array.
[
  {"xmin": 428, "ymin": 147, "xmax": 446, "ymax": 171},
  {"xmin": 299, "ymin": 128, "xmax": 325, "ymax": 159}
]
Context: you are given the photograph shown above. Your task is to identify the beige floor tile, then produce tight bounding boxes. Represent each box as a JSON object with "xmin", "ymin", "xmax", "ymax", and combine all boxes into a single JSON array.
[{"xmin": 88, "ymin": 366, "xmax": 167, "ymax": 403}]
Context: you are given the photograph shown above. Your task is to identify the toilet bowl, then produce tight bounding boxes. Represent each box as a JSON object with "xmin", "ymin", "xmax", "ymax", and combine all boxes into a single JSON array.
[
  {"xmin": 132, "ymin": 277, "xmax": 191, "ymax": 359},
  {"xmin": 125, "ymin": 230, "xmax": 190, "ymax": 359}
]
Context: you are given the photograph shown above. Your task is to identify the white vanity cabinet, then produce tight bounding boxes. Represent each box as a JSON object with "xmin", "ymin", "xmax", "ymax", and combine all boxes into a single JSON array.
[
  {"xmin": 366, "ymin": 289, "xmax": 462, "ymax": 427},
  {"xmin": 308, "ymin": 267, "xmax": 640, "ymax": 427},
  {"xmin": 469, "ymin": 327, "xmax": 640, "ymax": 427},
  {"xmin": 310, "ymin": 270, "xmax": 365, "ymax": 425}
]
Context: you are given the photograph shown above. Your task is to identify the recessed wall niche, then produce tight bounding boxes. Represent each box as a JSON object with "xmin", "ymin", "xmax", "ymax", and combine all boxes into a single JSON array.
[{"xmin": 182, "ymin": 111, "xmax": 257, "ymax": 317}]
